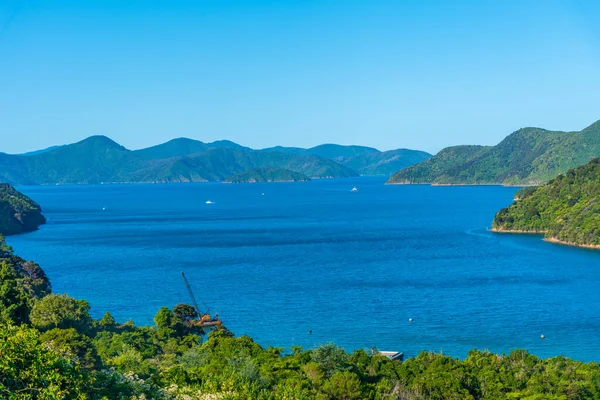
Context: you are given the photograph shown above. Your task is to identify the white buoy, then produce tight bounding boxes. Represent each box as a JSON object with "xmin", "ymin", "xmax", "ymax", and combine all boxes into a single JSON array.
[
  {"xmin": 408, "ymin": 318, "xmax": 413, "ymax": 323},
  {"xmin": 540, "ymin": 334, "xmax": 545, "ymax": 339}
]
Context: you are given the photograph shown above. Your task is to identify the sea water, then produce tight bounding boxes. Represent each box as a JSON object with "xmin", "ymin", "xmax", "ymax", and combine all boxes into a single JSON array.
[{"xmin": 9, "ymin": 177, "xmax": 600, "ymax": 361}]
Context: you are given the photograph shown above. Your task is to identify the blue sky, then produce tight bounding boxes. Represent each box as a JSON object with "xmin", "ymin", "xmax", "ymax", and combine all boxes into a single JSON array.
[{"xmin": 1, "ymin": 0, "xmax": 599, "ymax": 154}]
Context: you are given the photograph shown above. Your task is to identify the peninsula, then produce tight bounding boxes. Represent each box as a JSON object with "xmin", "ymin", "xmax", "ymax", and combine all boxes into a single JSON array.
[
  {"xmin": 0, "ymin": 183, "xmax": 46, "ymax": 235},
  {"xmin": 492, "ymin": 158, "xmax": 600, "ymax": 249}
]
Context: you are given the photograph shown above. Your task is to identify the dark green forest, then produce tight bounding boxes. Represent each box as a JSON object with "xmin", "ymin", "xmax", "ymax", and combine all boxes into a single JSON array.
[
  {"xmin": 493, "ymin": 158, "xmax": 600, "ymax": 247},
  {"xmin": 0, "ymin": 183, "xmax": 45, "ymax": 235}
]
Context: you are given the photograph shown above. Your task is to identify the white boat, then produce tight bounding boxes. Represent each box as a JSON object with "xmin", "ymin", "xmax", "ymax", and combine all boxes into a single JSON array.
[
  {"xmin": 205, "ymin": 200, "xmax": 214, "ymax": 204},
  {"xmin": 351, "ymin": 187, "xmax": 358, "ymax": 192}
]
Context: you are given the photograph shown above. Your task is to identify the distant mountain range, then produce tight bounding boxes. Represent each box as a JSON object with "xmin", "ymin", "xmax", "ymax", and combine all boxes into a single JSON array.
[
  {"xmin": 0, "ymin": 136, "xmax": 430, "ymax": 185},
  {"xmin": 261, "ymin": 144, "xmax": 431, "ymax": 175},
  {"xmin": 387, "ymin": 120, "xmax": 600, "ymax": 186}
]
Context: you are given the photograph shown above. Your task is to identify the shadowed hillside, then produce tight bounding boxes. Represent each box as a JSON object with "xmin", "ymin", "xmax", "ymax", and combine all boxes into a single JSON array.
[{"xmin": 0, "ymin": 183, "xmax": 45, "ymax": 235}]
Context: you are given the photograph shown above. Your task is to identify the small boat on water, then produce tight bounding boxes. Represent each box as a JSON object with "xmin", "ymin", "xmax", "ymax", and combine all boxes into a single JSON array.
[
  {"xmin": 351, "ymin": 187, "xmax": 358, "ymax": 192},
  {"xmin": 205, "ymin": 200, "xmax": 214, "ymax": 204}
]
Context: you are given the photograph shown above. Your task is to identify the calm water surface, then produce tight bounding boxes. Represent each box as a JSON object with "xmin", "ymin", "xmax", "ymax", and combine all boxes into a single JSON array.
[{"xmin": 9, "ymin": 177, "xmax": 600, "ymax": 361}]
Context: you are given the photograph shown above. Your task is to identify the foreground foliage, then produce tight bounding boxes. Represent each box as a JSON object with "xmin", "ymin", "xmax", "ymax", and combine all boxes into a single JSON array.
[
  {"xmin": 493, "ymin": 157, "xmax": 600, "ymax": 247},
  {"xmin": 1, "ymin": 238, "xmax": 600, "ymax": 399}
]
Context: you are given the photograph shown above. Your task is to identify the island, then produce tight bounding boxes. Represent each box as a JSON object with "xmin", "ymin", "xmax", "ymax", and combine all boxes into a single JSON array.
[
  {"xmin": 222, "ymin": 167, "xmax": 311, "ymax": 183},
  {"xmin": 0, "ymin": 183, "xmax": 46, "ymax": 235},
  {"xmin": 492, "ymin": 158, "xmax": 600, "ymax": 249}
]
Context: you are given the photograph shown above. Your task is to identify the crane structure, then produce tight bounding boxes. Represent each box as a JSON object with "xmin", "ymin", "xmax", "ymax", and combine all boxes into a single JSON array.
[{"xmin": 180, "ymin": 271, "xmax": 221, "ymax": 326}]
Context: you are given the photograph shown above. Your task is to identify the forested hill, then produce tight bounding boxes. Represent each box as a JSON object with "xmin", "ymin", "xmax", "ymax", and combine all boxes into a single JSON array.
[
  {"xmin": 0, "ymin": 183, "xmax": 45, "ymax": 235},
  {"xmin": 1, "ymin": 137, "xmax": 429, "ymax": 185},
  {"xmin": 223, "ymin": 167, "xmax": 310, "ymax": 183},
  {"xmin": 388, "ymin": 119, "xmax": 600, "ymax": 185},
  {"xmin": 387, "ymin": 145, "xmax": 491, "ymax": 184},
  {"xmin": 262, "ymin": 144, "xmax": 432, "ymax": 175},
  {"xmin": 0, "ymin": 136, "xmax": 357, "ymax": 184},
  {"xmin": 493, "ymin": 158, "xmax": 600, "ymax": 248}
]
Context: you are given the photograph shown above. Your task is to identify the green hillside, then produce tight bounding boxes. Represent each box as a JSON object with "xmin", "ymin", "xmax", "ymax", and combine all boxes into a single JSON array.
[
  {"xmin": 223, "ymin": 167, "xmax": 310, "ymax": 183},
  {"xmin": 262, "ymin": 144, "xmax": 431, "ymax": 175},
  {"xmin": 388, "ymin": 145, "xmax": 491, "ymax": 184},
  {"xmin": 0, "ymin": 183, "xmax": 45, "ymax": 235},
  {"xmin": 134, "ymin": 138, "xmax": 250, "ymax": 159},
  {"xmin": 0, "ymin": 137, "xmax": 357, "ymax": 184},
  {"xmin": 137, "ymin": 149, "xmax": 357, "ymax": 182},
  {"xmin": 134, "ymin": 138, "xmax": 211, "ymax": 159},
  {"xmin": 388, "ymin": 119, "xmax": 600, "ymax": 185},
  {"xmin": 492, "ymin": 158, "xmax": 600, "ymax": 248}
]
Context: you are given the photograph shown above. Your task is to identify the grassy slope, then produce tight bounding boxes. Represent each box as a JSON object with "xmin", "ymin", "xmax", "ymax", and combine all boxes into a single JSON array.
[{"xmin": 492, "ymin": 158, "xmax": 600, "ymax": 247}]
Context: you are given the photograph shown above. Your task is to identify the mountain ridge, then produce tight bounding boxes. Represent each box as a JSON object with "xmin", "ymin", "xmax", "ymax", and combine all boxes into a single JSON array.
[
  {"xmin": 1, "ymin": 136, "xmax": 428, "ymax": 185},
  {"xmin": 387, "ymin": 119, "xmax": 600, "ymax": 185}
]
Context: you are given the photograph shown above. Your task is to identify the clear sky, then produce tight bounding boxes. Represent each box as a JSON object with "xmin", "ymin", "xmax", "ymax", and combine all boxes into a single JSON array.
[{"xmin": 1, "ymin": 0, "xmax": 599, "ymax": 154}]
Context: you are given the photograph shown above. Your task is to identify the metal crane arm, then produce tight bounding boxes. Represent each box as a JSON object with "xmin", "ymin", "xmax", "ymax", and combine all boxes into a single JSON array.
[{"xmin": 181, "ymin": 271, "xmax": 202, "ymax": 318}]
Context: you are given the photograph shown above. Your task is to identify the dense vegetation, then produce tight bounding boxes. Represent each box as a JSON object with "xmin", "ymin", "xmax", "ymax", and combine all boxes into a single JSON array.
[
  {"xmin": 3, "ymin": 240, "xmax": 600, "ymax": 398},
  {"xmin": 0, "ymin": 183, "xmax": 45, "ymax": 235},
  {"xmin": 223, "ymin": 167, "xmax": 311, "ymax": 183},
  {"xmin": 133, "ymin": 138, "xmax": 250, "ymax": 159},
  {"xmin": 0, "ymin": 136, "xmax": 357, "ymax": 184},
  {"xmin": 388, "ymin": 119, "xmax": 600, "ymax": 185},
  {"xmin": 262, "ymin": 144, "xmax": 432, "ymax": 175},
  {"xmin": 2, "ymin": 137, "xmax": 430, "ymax": 185},
  {"xmin": 493, "ymin": 158, "xmax": 600, "ymax": 247},
  {"xmin": 387, "ymin": 146, "xmax": 491, "ymax": 184}
]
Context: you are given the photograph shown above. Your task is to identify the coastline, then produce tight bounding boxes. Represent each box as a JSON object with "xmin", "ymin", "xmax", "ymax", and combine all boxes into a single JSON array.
[
  {"xmin": 386, "ymin": 181, "xmax": 527, "ymax": 187},
  {"xmin": 489, "ymin": 228, "xmax": 546, "ymax": 234},
  {"xmin": 543, "ymin": 237, "xmax": 600, "ymax": 250},
  {"xmin": 490, "ymin": 228, "xmax": 600, "ymax": 250}
]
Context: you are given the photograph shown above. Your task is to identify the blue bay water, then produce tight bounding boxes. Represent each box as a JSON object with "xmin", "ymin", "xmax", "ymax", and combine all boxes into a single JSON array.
[{"xmin": 8, "ymin": 177, "xmax": 600, "ymax": 362}]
